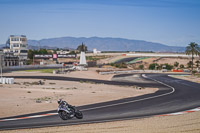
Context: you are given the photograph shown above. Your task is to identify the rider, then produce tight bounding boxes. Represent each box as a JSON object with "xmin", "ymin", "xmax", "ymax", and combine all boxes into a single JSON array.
[
  {"xmin": 57, "ymin": 99, "xmax": 74, "ymax": 109},
  {"xmin": 58, "ymin": 99, "xmax": 75, "ymax": 117}
]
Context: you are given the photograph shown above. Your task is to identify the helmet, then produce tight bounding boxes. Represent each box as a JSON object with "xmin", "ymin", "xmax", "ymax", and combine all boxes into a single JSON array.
[{"xmin": 57, "ymin": 99, "xmax": 62, "ymax": 104}]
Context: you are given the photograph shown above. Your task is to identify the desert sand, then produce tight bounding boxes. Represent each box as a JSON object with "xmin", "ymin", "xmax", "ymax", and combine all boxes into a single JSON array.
[
  {"xmin": 1, "ymin": 68, "xmax": 200, "ymax": 133},
  {"xmin": 0, "ymin": 68, "xmax": 157, "ymax": 118},
  {"xmin": 2, "ymin": 110, "xmax": 200, "ymax": 133}
]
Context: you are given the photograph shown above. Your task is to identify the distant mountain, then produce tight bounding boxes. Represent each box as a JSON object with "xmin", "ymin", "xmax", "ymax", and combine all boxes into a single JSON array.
[
  {"xmin": 0, "ymin": 44, "xmax": 6, "ymax": 48},
  {"xmin": 2, "ymin": 36, "xmax": 186, "ymax": 52},
  {"xmin": 0, "ymin": 44, "xmax": 59, "ymax": 50},
  {"xmin": 27, "ymin": 45, "xmax": 59, "ymax": 50}
]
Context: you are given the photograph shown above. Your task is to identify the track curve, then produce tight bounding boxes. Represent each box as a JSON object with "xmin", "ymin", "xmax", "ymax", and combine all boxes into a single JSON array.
[{"xmin": 0, "ymin": 73, "xmax": 200, "ymax": 130}]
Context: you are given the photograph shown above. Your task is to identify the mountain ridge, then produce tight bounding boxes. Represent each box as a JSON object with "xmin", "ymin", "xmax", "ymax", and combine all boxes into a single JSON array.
[
  {"xmin": 1, "ymin": 36, "xmax": 185, "ymax": 52},
  {"xmin": 28, "ymin": 36, "xmax": 185, "ymax": 52}
]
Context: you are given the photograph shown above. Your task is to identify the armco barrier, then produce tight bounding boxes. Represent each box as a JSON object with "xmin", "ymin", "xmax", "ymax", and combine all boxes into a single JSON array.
[
  {"xmin": 99, "ymin": 70, "xmax": 162, "ymax": 75},
  {"xmin": 3, "ymin": 64, "xmax": 63, "ymax": 72}
]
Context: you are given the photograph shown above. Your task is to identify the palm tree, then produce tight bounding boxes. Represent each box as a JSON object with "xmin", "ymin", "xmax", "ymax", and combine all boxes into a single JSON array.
[
  {"xmin": 77, "ymin": 43, "xmax": 87, "ymax": 53},
  {"xmin": 196, "ymin": 60, "xmax": 200, "ymax": 68},
  {"xmin": 185, "ymin": 42, "xmax": 200, "ymax": 70}
]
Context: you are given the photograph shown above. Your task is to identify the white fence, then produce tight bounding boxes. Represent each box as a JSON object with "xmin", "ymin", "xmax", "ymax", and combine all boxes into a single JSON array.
[
  {"xmin": 0, "ymin": 78, "xmax": 14, "ymax": 84},
  {"xmin": 126, "ymin": 53, "xmax": 195, "ymax": 58},
  {"xmin": 99, "ymin": 70, "xmax": 162, "ymax": 75},
  {"xmin": 3, "ymin": 64, "xmax": 63, "ymax": 71}
]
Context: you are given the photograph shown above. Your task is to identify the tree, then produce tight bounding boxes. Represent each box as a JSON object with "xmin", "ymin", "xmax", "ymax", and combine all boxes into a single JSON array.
[
  {"xmin": 187, "ymin": 61, "xmax": 193, "ymax": 68},
  {"xmin": 39, "ymin": 49, "xmax": 48, "ymax": 54},
  {"xmin": 28, "ymin": 49, "xmax": 49, "ymax": 59},
  {"xmin": 196, "ymin": 60, "xmax": 200, "ymax": 68},
  {"xmin": 139, "ymin": 65, "xmax": 144, "ymax": 70},
  {"xmin": 28, "ymin": 49, "xmax": 34, "ymax": 59},
  {"xmin": 180, "ymin": 64, "xmax": 184, "ymax": 69},
  {"xmin": 77, "ymin": 43, "xmax": 88, "ymax": 52},
  {"xmin": 69, "ymin": 51, "xmax": 76, "ymax": 54},
  {"xmin": 161, "ymin": 63, "xmax": 173, "ymax": 70},
  {"xmin": 149, "ymin": 63, "xmax": 159, "ymax": 70},
  {"xmin": 174, "ymin": 62, "xmax": 179, "ymax": 68},
  {"xmin": 185, "ymin": 42, "xmax": 200, "ymax": 70}
]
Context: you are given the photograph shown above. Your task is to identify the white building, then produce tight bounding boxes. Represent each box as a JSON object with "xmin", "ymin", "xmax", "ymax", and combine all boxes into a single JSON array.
[
  {"xmin": 6, "ymin": 35, "xmax": 28, "ymax": 65},
  {"xmin": 56, "ymin": 50, "xmax": 70, "ymax": 55},
  {"xmin": 93, "ymin": 48, "xmax": 101, "ymax": 54}
]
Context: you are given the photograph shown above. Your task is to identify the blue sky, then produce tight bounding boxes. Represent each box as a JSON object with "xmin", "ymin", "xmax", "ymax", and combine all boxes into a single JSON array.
[{"xmin": 0, "ymin": 0, "xmax": 200, "ymax": 46}]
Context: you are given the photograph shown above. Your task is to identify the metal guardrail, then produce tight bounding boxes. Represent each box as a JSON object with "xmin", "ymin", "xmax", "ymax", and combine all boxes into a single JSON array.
[
  {"xmin": 3, "ymin": 64, "xmax": 63, "ymax": 72},
  {"xmin": 4, "ymin": 64, "xmax": 62, "ymax": 69},
  {"xmin": 99, "ymin": 70, "xmax": 162, "ymax": 75}
]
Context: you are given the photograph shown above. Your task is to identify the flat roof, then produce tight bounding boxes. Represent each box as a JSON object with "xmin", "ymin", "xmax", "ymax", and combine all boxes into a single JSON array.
[{"xmin": 10, "ymin": 35, "xmax": 26, "ymax": 37}]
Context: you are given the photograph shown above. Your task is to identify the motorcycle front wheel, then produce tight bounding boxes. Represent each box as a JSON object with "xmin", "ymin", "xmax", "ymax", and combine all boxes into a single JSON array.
[
  {"xmin": 75, "ymin": 111, "xmax": 83, "ymax": 119},
  {"xmin": 59, "ymin": 111, "xmax": 70, "ymax": 120}
]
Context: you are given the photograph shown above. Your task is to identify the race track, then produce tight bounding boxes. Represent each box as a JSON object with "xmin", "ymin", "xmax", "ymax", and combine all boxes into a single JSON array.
[{"xmin": 0, "ymin": 73, "xmax": 200, "ymax": 130}]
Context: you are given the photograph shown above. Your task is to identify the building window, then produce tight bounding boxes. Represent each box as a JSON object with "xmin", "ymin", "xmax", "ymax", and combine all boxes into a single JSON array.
[
  {"xmin": 20, "ymin": 44, "xmax": 26, "ymax": 47},
  {"xmin": 11, "ymin": 38, "xmax": 19, "ymax": 41},
  {"xmin": 13, "ymin": 43, "xmax": 19, "ymax": 47},
  {"xmin": 20, "ymin": 38, "xmax": 26, "ymax": 41},
  {"xmin": 20, "ymin": 50, "xmax": 27, "ymax": 53}
]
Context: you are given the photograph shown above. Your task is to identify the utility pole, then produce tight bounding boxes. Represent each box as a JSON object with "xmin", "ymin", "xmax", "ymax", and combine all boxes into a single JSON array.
[
  {"xmin": 38, "ymin": 41, "xmax": 40, "ymax": 51},
  {"xmin": 33, "ymin": 55, "xmax": 35, "ymax": 65},
  {"xmin": 0, "ymin": 53, "xmax": 4, "ymax": 79}
]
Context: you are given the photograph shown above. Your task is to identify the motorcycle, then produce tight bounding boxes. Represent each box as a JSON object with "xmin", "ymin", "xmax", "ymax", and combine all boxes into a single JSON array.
[{"xmin": 57, "ymin": 99, "xmax": 83, "ymax": 120}]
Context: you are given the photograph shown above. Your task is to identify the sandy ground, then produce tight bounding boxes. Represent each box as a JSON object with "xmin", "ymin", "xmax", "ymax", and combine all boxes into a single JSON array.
[
  {"xmin": 2, "ymin": 110, "xmax": 200, "ymax": 133},
  {"xmin": 1, "ymin": 69, "xmax": 200, "ymax": 133},
  {"xmin": 100, "ymin": 55, "xmax": 196, "ymax": 71},
  {"xmin": 0, "ymin": 68, "xmax": 157, "ymax": 118},
  {"xmin": 4, "ymin": 68, "xmax": 114, "ymax": 81},
  {"xmin": 156, "ymin": 57, "xmax": 191, "ymax": 67}
]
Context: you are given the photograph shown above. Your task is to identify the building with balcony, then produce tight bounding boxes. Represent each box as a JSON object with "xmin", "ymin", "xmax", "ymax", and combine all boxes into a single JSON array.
[{"xmin": 6, "ymin": 35, "xmax": 28, "ymax": 65}]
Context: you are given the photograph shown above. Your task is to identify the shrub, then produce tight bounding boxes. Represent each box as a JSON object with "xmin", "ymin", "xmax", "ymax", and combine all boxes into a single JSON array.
[
  {"xmin": 192, "ymin": 70, "xmax": 197, "ymax": 75},
  {"xmin": 149, "ymin": 63, "xmax": 159, "ymax": 70},
  {"xmin": 180, "ymin": 64, "xmax": 184, "ymax": 69},
  {"xmin": 110, "ymin": 63, "xmax": 114, "ymax": 66},
  {"xmin": 110, "ymin": 63, "xmax": 127, "ymax": 68},
  {"xmin": 139, "ymin": 65, "xmax": 144, "ymax": 70},
  {"xmin": 118, "ymin": 63, "xmax": 127, "ymax": 68},
  {"xmin": 161, "ymin": 63, "xmax": 173, "ymax": 70},
  {"xmin": 115, "ymin": 64, "xmax": 120, "ymax": 68},
  {"xmin": 187, "ymin": 61, "xmax": 193, "ymax": 68},
  {"xmin": 174, "ymin": 62, "xmax": 179, "ymax": 67}
]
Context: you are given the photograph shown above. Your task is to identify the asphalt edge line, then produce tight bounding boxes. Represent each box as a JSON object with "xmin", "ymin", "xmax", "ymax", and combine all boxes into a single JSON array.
[
  {"xmin": 81, "ymin": 74, "xmax": 175, "ymax": 111},
  {"xmin": 0, "ymin": 74, "xmax": 175, "ymax": 122},
  {"xmin": 156, "ymin": 107, "xmax": 200, "ymax": 117},
  {"xmin": 1, "ymin": 74, "xmax": 198, "ymax": 122}
]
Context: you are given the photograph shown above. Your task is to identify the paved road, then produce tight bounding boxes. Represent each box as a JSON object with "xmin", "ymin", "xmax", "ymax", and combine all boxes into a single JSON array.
[
  {"xmin": 114, "ymin": 57, "xmax": 138, "ymax": 64},
  {"xmin": 0, "ymin": 73, "xmax": 200, "ymax": 130}
]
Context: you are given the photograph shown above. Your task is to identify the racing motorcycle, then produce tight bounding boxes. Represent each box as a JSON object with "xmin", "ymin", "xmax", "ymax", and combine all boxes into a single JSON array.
[{"xmin": 57, "ymin": 99, "xmax": 83, "ymax": 120}]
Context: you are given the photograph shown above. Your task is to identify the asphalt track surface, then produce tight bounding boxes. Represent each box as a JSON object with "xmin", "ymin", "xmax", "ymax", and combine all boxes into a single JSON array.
[
  {"xmin": 0, "ymin": 73, "xmax": 200, "ymax": 130},
  {"xmin": 114, "ymin": 57, "xmax": 138, "ymax": 64}
]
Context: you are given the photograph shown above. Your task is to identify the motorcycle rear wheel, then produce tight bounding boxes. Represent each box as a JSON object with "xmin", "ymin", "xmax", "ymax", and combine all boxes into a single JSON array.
[{"xmin": 75, "ymin": 111, "xmax": 83, "ymax": 119}]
